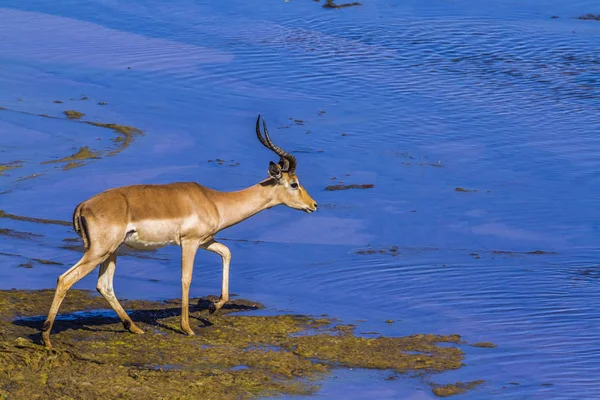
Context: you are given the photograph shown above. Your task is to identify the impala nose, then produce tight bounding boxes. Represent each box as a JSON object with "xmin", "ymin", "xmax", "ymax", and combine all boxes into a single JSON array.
[{"xmin": 313, "ymin": 202, "xmax": 318, "ymax": 209}]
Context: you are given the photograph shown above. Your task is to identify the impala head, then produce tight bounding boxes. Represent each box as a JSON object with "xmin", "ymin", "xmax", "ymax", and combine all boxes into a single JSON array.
[{"xmin": 256, "ymin": 115, "xmax": 318, "ymax": 213}]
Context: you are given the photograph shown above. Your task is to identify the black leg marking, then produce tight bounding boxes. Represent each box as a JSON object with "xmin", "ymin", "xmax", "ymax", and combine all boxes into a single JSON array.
[{"xmin": 42, "ymin": 320, "xmax": 51, "ymax": 332}]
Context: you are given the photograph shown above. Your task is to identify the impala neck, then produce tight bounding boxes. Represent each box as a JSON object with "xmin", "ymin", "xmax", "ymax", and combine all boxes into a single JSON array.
[{"xmin": 213, "ymin": 179, "xmax": 280, "ymax": 231}]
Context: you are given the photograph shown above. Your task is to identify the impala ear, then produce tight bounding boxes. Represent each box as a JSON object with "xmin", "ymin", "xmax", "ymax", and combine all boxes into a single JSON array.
[{"xmin": 268, "ymin": 161, "xmax": 282, "ymax": 181}]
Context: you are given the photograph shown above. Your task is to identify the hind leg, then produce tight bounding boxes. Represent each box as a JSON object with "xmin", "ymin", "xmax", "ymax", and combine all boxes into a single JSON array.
[
  {"xmin": 180, "ymin": 239, "xmax": 200, "ymax": 336},
  {"xmin": 97, "ymin": 252, "xmax": 144, "ymax": 334},
  {"xmin": 42, "ymin": 248, "xmax": 110, "ymax": 348}
]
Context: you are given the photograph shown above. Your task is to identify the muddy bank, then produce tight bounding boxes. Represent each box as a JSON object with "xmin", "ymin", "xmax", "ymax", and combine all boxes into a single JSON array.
[{"xmin": 0, "ymin": 290, "xmax": 487, "ymax": 399}]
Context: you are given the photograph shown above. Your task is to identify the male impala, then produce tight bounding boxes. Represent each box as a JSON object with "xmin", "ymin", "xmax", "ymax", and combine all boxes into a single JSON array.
[{"xmin": 41, "ymin": 115, "xmax": 318, "ymax": 348}]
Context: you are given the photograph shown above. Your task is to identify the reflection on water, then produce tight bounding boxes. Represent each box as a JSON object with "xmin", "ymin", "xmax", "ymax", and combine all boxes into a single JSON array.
[{"xmin": 1, "ymin": 0, "xmax": 600, "ymax": 398}]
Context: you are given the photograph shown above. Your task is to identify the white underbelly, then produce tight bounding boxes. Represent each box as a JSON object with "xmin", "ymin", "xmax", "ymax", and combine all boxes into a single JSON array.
[
  {"xmin": 123, "ymin": 231, "xmax": 177, "ymax": 250},
  {"xmin": 123, "ymin": 219, "xmax": 181, "ymax": 250}
]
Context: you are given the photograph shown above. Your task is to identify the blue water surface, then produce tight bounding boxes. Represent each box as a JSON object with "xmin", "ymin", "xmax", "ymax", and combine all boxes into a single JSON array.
[{"xmin": 1, "ymin": 1, "xmax": 600, "ymax": 398}]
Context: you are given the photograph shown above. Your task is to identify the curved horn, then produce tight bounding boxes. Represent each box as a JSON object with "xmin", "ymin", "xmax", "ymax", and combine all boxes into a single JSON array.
[
  {"xmin": 262, "ymin": 118, "xmax": 297, "ymax": 173},
  {"xmin": 255, "ymin": 115, "xmax": 297, "ymax": 173},
  {"xmin": 256, "ymin": 115, "xmax": 289, "ymax": 170},
  {"xmin": 255, "ymin": 114, "xmax": 271, "ymax": 150}
]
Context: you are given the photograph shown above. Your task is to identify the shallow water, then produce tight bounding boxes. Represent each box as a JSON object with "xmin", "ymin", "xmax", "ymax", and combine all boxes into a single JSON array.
[{"xmin": 1, "ymin": 0, "xmax": 600, "ymax": 398}]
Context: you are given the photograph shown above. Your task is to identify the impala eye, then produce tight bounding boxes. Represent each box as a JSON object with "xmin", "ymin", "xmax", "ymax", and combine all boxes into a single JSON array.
[{"xmin": 290, "ymin": 182, "xmax": 299, "ymax": 189}]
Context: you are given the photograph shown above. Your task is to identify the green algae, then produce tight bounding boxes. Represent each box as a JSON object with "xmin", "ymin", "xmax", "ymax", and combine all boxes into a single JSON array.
[
  {"xmin": 0, "ymin": 161, "xmax": 23, "ymax": 175},
  {"xmin": 42, "ymin": 146, "xmax": 100, "ymax": 169},
  {"xmin": 325, "ymin": 183, "xmax": 374, "ymax": 191},
  {"xmin": 432, "ymin": 380, "xmax": 485, "ymax": 397},
  {"xmin": 455, "ymin": 187, "xmax": 477, "ymax": 193},
  {"xmin": 488, "ymin": 249, "xmax": 557, "ymax": 258},
  {"xmin": 85, "ymin": 122, "xmax": 141, "ymax": 136},
  {"xmin": 63, "ymin": 110, "xmax": 85, "ymax": 119},
  {"xmin": 0, "ymin": 228, "xmax": 43, "ymax": 240},
  {"xmin": 31, "ymin": 258, "xmax": 63, "ymax": 266},
  {"xmin": 288, "ymin": 332, "xmax": 464, "ymax": 372},
  {"xmin": 85, "ymin": 122, "xmax": 143, "ymax": 156},
  {"xmin": 62, "ymin": 161, "xmax": 87, "ymax": 170},
  {"xmin": 471, "ymin": 342, "xmax": 496, "ymax": 348},
  {"xmin": 355, "ymin": 245, "xmax": 399, "ymax": 256},
  {"xmin": 0, "ymin": 210, "xmax": 71, "ymax": 226},
  {"xmin": 2, "ymin": 256, "xmax": 63, "ymax": 269},
  {"xmin": 0, "ymin": 251, "xmax": 21, "ymax": 258},
  {"xmin": 0, "ymin": 290, "xmax": 485, "ymax": 399},
  {"xmin": 323, "ymin": 0, "xmax": 362, "ymax": 8},
  {"xmin": 0, "ymin": 104, "xmax": 144, "ymax": 175},
  {"xmin": 527, "ymin": 250, "xmax": 557, "ymax": 255},
  {"xmin": 15, "ymin": 173, "xmax": 43, "ymax": 182}
]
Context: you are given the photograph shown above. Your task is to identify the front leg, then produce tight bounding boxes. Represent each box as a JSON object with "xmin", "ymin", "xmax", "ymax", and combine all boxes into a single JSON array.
[
  {"xmin": 181, "ymin": 239, "xmax": 200, "ymax": 336},
  {"xmin": 201, "ymin": 240, "xmax": 231, "ymax": 314}
]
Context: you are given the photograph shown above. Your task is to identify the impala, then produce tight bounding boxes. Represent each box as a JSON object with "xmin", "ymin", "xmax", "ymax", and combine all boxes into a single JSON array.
[{"xmin": 41, "ymin": 115, "xmax": 318, "ymax": 348}]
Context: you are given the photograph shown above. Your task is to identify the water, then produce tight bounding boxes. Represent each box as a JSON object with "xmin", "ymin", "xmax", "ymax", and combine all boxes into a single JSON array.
[{"xmin": 1, "ymin": 1, "xmax": 600, "ymax": 398}]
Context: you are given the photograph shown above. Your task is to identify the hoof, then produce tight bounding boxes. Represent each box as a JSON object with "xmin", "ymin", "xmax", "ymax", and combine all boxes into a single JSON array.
[
  {"xmin": 208, "ymin": 303, "xmax": 217, "ymax": 314},
  {"xmin": 130, "ymin": 326, "xmax": 144, "ymax": 335},
  {"xmin": 124, "ymin": 320, "xmax": 144, "ymax": 334},
  {"xmin": 183, "ymin": 329, "xmax": 195, "ymax": 336}
]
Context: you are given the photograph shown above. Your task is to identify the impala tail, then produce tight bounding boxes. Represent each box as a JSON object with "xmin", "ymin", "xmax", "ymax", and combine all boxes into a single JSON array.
[{"xmin": 72, "ymin": 204, "xmax": 91, "ymax": 250}]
